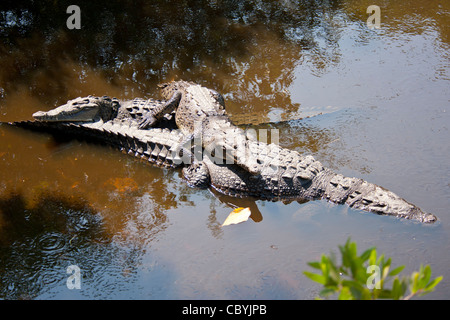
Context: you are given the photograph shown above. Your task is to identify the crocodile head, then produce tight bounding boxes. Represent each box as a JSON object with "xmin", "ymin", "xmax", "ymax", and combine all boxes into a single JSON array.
[
  {"xmin": 182, "ymin": 161, "xmax": 211, "ymax": 189},
  {"xmin": 33, "ymin": 96, "xmax": 119, "ymax": 122}
]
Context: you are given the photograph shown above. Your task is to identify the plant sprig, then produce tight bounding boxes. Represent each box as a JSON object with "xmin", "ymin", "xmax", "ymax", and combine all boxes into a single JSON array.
[{"xmin": 304, "ymin": 238, "xmax": 442, "ymax": 300}]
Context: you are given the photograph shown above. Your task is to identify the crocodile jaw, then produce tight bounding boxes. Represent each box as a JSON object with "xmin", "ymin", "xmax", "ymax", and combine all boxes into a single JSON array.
[{"xmin": 33, "ymin": 98, "xmax": 100, "ymax": 122}]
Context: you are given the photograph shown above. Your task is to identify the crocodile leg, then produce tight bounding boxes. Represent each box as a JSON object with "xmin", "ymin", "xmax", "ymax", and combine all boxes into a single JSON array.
[{"xmin": 138, "ymin": 91, "xmax": 182, "ymax": 129}]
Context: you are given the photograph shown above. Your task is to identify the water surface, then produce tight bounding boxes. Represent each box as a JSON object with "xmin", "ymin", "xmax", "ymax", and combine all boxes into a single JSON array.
[{"xmin": 0, "ymin": 0, "xmax": 449, "ymax": 299}]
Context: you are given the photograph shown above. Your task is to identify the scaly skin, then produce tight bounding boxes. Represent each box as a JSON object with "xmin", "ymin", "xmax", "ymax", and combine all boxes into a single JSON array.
[
  {"xmin": 183, "ymin": 146, "xmax": 437, "ymax": 223},
  {"xmin": 25, "ymin": 87, "xmax": 438, "ymax": 223},
  {"xmin": 23, "ymin": 95, "xmax": 184, "ymax": 167},
  {"xmin": 140, "ymin": 81, "xmax": 261, "ymax": 174},
  {"xmin": 32, "ymin": 95, "xmax": 176, "ymax": 126},
  {"xmin": 12, "ymin": 120, "xmax": 187, "ymax": 168}
]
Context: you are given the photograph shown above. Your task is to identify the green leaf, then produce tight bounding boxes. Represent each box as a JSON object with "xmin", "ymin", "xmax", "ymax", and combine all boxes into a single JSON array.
[
  {"xmin": 368, "ymin": 248, "xmax": 377, "ymax": 266},
  {"xmin": 342, "ymin": 279, "xmax": 364, "ymax": 289},
  {"xmin": 327, "ymin": 265, "xmax": 340, "ymax": 285},
  {"xmin": 359, "ymin": 287, "xmax": 374, "ymax": 300},
  {"xmin": 424, "ymin": 276, "xmax": 443, "ymax": 292},
  {"xmin": 382, "ymin": 264, "xmax": 391, "ymax": 280},
  {"xmin": 319, "ymin": 256, "xmax": 330, "ymax": 283},
  {"xmin": 343, "ymin": 279, "xmax": 367, "ymax": 299},
  {"xmin": 391, "ymin": 278, "xmax": 407, "ymax": 300},
  {"xmin": 338, "ymin": 286, "xmax": 353, "ymax": 300},
  {"xmin": 303, "ymin": 271, "xmax": 326, "ymax": 285},
  {"xmin": 355, "ymin": 266, "xmax": 369, "ymax": 284},
  {"xmin": 319, "ymin": 287, "xmax": 337, "ymax": 298},
  {"xmin": 349, "ymin": 241, "xmax": 358, "ymax": 260},
  {"xmin": 410, "ymin": 271, "xmax": 420, "ymax": 293},
  {"xmin": 360, "ymin": 247, "xmax": 376, "ymax": 261},
  {"xmin": 418, "ymin": 265, "xmax": 432, "ymax": 289},
  {"xmin": 389, "ymin": 265, "xmax": 405, "ymax": 277},
  {"xmin": 307, "ymin": 261, "xmax": 321, "ymax": 270},
  {"xmin": 376, "ymin": 253, "xmax": 386, "ymax": 267},
  {"xmin": 339, "ymin": 245, "xmax": 350, "ymax": 268},
  {"xmin": 378, "ymin": 288, "xmax": 394, "ymax": 300}
]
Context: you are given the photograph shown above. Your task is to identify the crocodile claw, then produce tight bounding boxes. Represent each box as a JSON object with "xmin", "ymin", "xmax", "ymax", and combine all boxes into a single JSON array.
[{"xmin": 138, "ymin": 114, "xmax": 157, "ymax": 129}]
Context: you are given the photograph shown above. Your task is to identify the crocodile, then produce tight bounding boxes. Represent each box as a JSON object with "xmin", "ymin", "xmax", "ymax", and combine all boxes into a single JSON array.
[
  {"xmin": 23, "ymin": 93, "xmax": 437, "ymax": 223},
  {"xmin": 32, "ymin": 95, "xmax": 177, "ymax": 127},
  {"xmin": 27, "ymin": 95, "xmax": 187, "ymax": 167}
]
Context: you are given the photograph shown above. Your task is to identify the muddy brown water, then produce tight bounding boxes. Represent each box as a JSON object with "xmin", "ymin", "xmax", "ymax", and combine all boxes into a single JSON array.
[{"xmin": 0, "ymin": 1, "xmax": 449, "ymax": 299}]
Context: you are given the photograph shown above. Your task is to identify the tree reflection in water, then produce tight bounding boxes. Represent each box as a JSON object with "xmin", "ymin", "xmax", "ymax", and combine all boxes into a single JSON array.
[{"xmin": 0, "ymin": 1, "xmax": 344, "ymax": 115}]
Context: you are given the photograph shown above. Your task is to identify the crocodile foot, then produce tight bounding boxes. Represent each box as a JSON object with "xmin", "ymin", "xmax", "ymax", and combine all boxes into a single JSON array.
[
  {"xmin": 138, "ymin": 91, "xmax": 182, "ymax": 129},
  {"xmin": 138, "ymin": 113, "xmax": 157, "ymax": 129}
]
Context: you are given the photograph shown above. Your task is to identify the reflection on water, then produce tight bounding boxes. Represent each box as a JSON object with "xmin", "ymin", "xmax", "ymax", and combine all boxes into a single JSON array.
[
  {"xmin": 0, "ymin": 191, "xmax": 104, "ymax": 299},
  {"xmin": 0, "ymin": 0, "xmax": 449, "ymax": 299},
  {"xmin": 0, "ymin": 0, "xmax": 345, "ymax": 121}
]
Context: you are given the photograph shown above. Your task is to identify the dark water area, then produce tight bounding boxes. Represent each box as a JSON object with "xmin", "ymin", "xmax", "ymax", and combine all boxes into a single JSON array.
[{"xmin": 0, "ymin": 0, "xmax": 449, "ymax": 299}]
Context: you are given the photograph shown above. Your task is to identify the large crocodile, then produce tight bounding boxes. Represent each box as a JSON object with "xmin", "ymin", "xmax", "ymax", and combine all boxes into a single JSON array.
[
  {"xmin": 183, "ymin": 148, "xmax": 437, "ymax": 223},
  {"xmin": 21, "ymin": 92, "xmax": 437, "ymax": 223}
]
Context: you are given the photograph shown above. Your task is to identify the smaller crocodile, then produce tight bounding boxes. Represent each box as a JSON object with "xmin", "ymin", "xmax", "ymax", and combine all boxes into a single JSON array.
[
  {"xmin": 32, "ymin": 95, "xmax": 177, "ymax": 127},
  {"xmin": 12, "ymin": 120, "xmax": 189, "ymax": 168},
  {"xmin": 24, "ymin": 95, "xmax": 187, "ymax": 168}
]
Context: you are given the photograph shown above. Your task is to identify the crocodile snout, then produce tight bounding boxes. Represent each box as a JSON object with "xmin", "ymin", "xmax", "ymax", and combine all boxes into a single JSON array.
[{"xmin": 32, "ymin": 111, "xmax": 47, "ymax": 120}]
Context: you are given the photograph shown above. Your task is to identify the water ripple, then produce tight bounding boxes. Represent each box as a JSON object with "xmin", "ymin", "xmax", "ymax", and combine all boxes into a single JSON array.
[{"xmin": 33, "ymin": 232, "xmax": 67, "ymax": 254}]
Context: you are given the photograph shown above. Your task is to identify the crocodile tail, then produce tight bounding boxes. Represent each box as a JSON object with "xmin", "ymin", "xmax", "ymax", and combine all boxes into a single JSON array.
[
  {"xmin": 244, "ymin": 139, "xmax": 436, "ymax": 223},
  {"xmin": 9, "ymin": 120, "xmax": 186, "ymax": 169},
  {"xmin": 309, "ymin": 169, "xmax": 437, "ymax": 223},
  {"xmin": 82, "ymin": 122, "xmax": 186, "ymax": 168}
]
